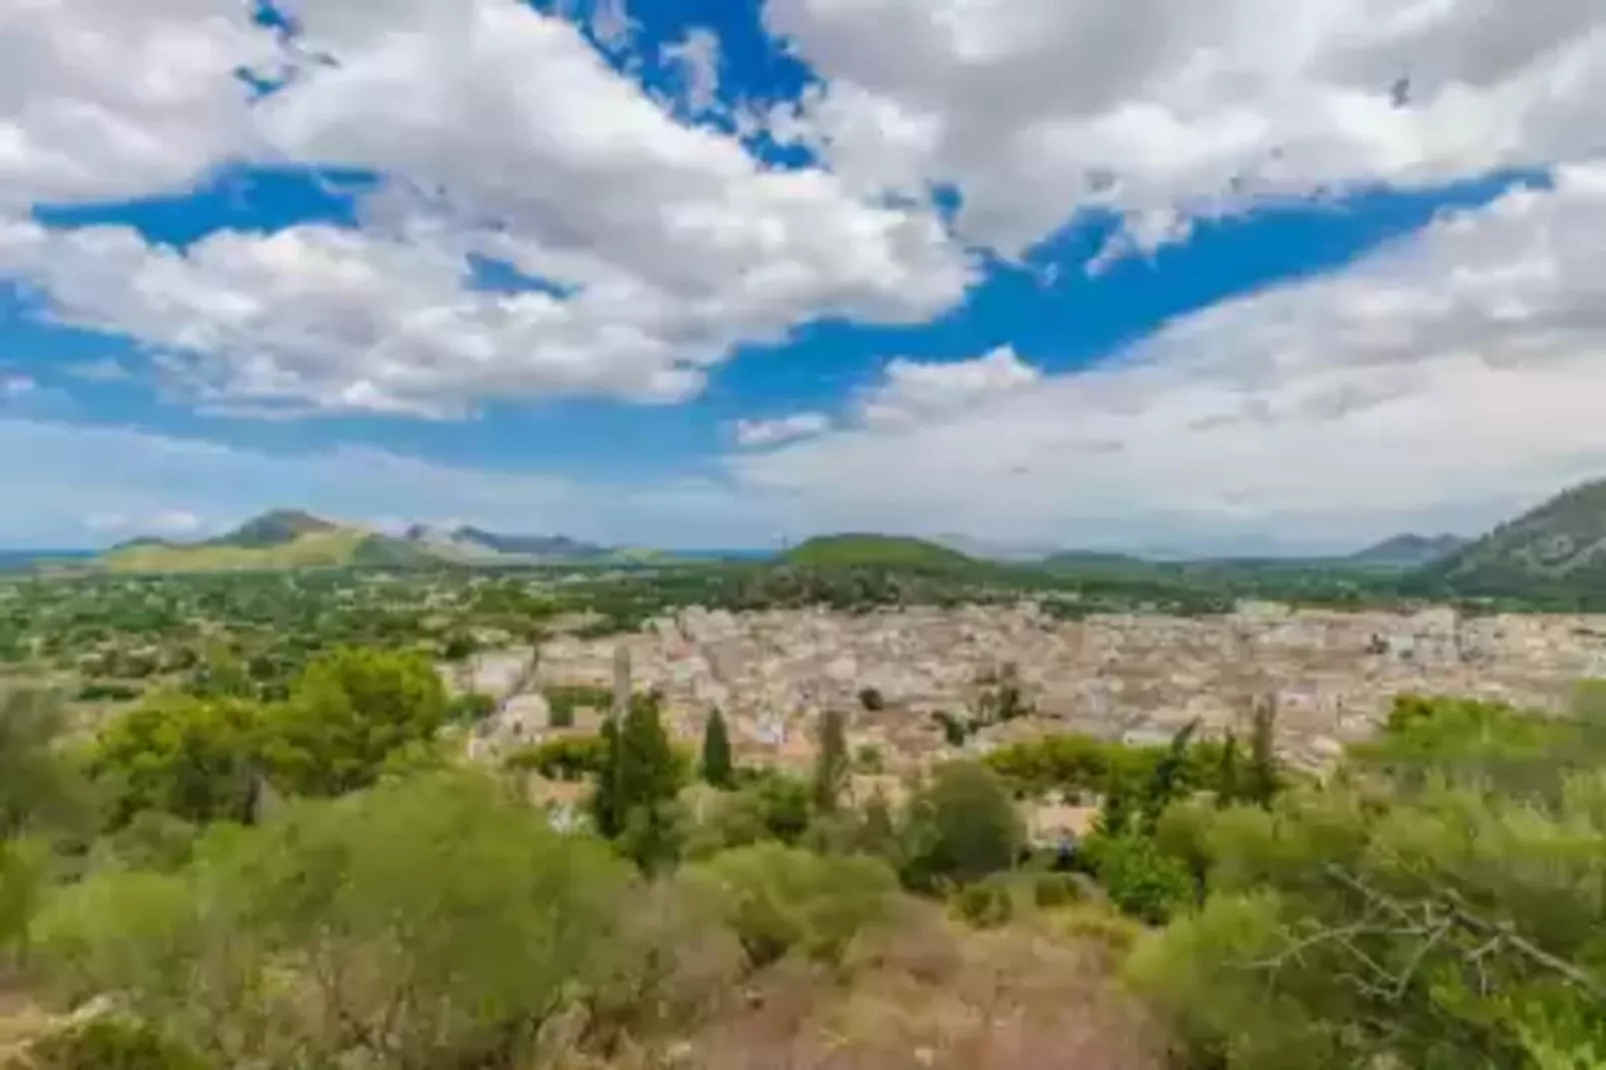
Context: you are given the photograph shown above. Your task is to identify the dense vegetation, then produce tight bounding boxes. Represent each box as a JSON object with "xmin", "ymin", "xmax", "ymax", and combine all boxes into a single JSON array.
[{"xmin": 2, "ymin": 639, "xmax": 1603, "ymax": 1068}]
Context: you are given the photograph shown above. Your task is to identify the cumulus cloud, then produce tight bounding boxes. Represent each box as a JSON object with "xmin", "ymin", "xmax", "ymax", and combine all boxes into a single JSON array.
[
  {"xmin": 763, "ymin": 0, "xmax": 1606, "ymax": 260},
  {"xmin": 727, "ymin": 168, "xmax": 1606, "ymax": 554},
  {"xmin": 0, "ymin": 0, "xmax": 972, "ymax": 416},
  {"xmin": 662, "ymin": 27, "xmax": 724, "ymax": 114},
  {"xmin": 0, "ymin": 0, "xmax": 275, "ymax": 208},
  {"xmin": 856, "ymin": 346, "xmax": 1041, "ymax": 428},
  {"xmin": 733, "ymin": 411, "xmax": 832, "ymax": 447}
]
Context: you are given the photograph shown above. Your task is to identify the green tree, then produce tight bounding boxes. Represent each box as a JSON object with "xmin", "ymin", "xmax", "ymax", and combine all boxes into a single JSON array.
[
  {"xmin": 701, "ymin": 707, "xmax": 734, "ymax": 789},
  {"xmin": 266, "ymin": 647, "xmax": 448, "ymax": 797},
  {"xmin": 0, "ymin": 689, "xmax": 91, "ymax": 838},
  {"xmin": 1141, "ymin": 718, "xmax": 1199, "ymax": 833},
  {"xmin": 33, "ymin": 771, "xmax": 630, "ymax": 1070},
  {"xmin": 1129, "ymin": 694, "xmax": 1606, "ymax": 1070},
  {"xmin": 900, "ymin": 761, "xmax": 1024, "ymax": 892},
  {"xmin": 1242, "ymin": 696, "xmax": 1281, "ymax": 809},
  {"xmin": 593, "ymin": 694, "xmax": 683, "ymax": 869},
  {"xmin": 89, "ymin": 694, "xmax": 262, "ymax": 829},
  {"xmin": 1215, "ymin": 730, "xmax": 1241, "ymax": 807},
  {"xmin": 812, "ymin": 708, "xmax": 850, "ymax": 813}
]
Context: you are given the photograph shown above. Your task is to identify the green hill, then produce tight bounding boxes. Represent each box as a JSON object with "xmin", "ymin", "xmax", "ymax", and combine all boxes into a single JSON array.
[
  {"xmin": 205, "ymin": 508, "xmax": 337, "ymax": 549},
  {"xmin": 99, "ymin": 511, "xmax": 434, "ymax": 574},
  {"xmin": 782, "ymin": 533, "xmax": 981, "ymax": 572},
  {"xmin": 1407, "ymin": 479, "xmax": 1606, "ymax": 602}
]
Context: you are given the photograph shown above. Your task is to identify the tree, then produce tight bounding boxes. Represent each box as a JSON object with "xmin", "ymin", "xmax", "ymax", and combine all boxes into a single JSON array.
[
  {"xmin": 33, "ymin": 771, "xmax": 630, "ymax": 1070},
  {"xmin": 1215, "ymin": 730, "xmax": 1241, "ymax": 807},
  {"xmin": 900, "ymin": 761, "xmax": 1023, "ymax": 892},
  {"xmin": 0, "ymin": 689, "xmax": 90, "ymax": 838},
  {"xmin": 812, "ymin": 708, "xmax": 850, "ymax": 813},
  {"xmin": 266, "ymin": 647, "xmax": 448, "ymax": 797},
  {"xmin": 89, "ymin": 693, "xmax": 262, "ymax": 829},
  {"xmin": 1128, "ymin": 695, "xmax": 1606, "ymax": 1070},
  {"xmin": 1242, "ymin": 696, "xmax": 1281, "ymax": 809},
  {"xmin": 701, "ymin": 708, "xmax": 734, "ymax": 789},
  {"xmin": 1141, "ymin": 718, "xmax": 1199, "ymax": 832},
  {"xmin": 592, "ymin": 693, "xmax": 682, "ymax": 869}
]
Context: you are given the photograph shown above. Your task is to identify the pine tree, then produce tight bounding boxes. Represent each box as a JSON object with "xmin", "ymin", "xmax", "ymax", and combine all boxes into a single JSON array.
[
  {"xmin": 812, "ymin": 708, "xmax": 850, "ymax": 813},
  {"xmin": 701, "ymin": 707, "xmax": 734, "ymax": 789},
  {"xmin": 1244, "ymin": 696, "xmax": 1282, "ymax": 809}
]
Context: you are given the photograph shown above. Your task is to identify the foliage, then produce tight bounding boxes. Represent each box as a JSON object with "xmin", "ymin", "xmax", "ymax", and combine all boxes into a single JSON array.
[
  {"xmin": 701, "ymin": 707, "xmax": 734, "ymax": 789},
  {"xmin": 0, "ymin": 689, "xmax": 91, "ymax": 838},
  {"xmin": 812, "ymin": 708, "xmax": 850, "ymax": 812},
  {"xmin": 1128, "ymin": 694, "xmax": 1606, "ymax": 1070},
  {"xmin": 680, "ymin": 842, "xmax": 900, "ymax": 971},
  {"xmin": 503, "ymin": 734, "xmax": 607, "ymax": 781},
  {"xmin": 88, "ymin": 694, "xmax": 262, "ymax": 829},
  {"xmin": 593, "ymin": 693, "xmax": 683, "ymax": 870},
  {"xmin": 266, "ymin": 646, "xmax": 448, "ymax": 797},
  {"xmin": 1082, "ymin": 833, "xmax": 1196, "ymax": 925},
  {"xmin": 900, "ymin": 761, "xmax": 1024, "ymax": 892},
  {"xmin": 26, "ymin": 1017, "xmax": 211, "ymax": 1070},
  {"xmin": 952, "ymin": 875, "xmax": 1018, "ymax": 929},
  {"xmin": 543, "ymin": 683, "xmax": 612, "ymax": 728},
  {"xmin": 32, "ymin": 771, "xmax": 630, "ymax": 1070}
]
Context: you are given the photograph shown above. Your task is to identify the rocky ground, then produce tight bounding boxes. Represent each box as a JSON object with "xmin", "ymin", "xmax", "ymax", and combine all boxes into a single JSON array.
[{"xmin": 459, "ymin": 601, "xmax": 1606, "ymax": 774}]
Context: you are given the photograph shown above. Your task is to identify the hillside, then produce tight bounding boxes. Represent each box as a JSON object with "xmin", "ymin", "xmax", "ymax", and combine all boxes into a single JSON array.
[
  {"xmin": 1346, "ymin": 533, "xmax": 1466, "ymax": 570},
  {"xmin": 100, "ymin": 511, "xmax": 434, "ymax": 573},
  {"xmin": 1408, "ymin": 479, "xmax": 1606, "ymax": 601},
  {"xmin": 782, "ymin": 533, "xmax": 982, "ymax": 572},
  {"xmin": 453, "ymin": 526, "xmax": 610, "ymax": 560}
]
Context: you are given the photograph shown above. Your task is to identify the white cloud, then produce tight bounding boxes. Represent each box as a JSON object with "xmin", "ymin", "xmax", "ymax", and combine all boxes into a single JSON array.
[
  {"xmin": 733, "ymin": 411, "xmax": 832, "ymax": 447},
  {"xmin": 0, "ymin": 0, "xmax": 973, "ymax": 416},
  {"xmin": 763, "ymin": 0, "xmax": 1606, "ymax": 261},
  {"xmin": 726, "ymin": 167, "xmax": 1606, "ymax": 554},
  {"xmin": 0, "ymin": 0, "xmax": 275, "ymax": 208},
  {"xmin": 856, "ymin": 346, "xmax": 1041, "ymax": 428}
]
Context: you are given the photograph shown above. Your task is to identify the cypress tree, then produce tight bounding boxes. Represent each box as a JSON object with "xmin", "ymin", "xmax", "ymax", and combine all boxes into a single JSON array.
[
  {"xmin": 701, "ymin": 707, "xmax": 734, "ymax": 789},
  {"xmin": 812, "ymin": 708, "xmax": 850, "ymax": 813},
  {"xmin": 1244, "ymin": 697, "xmax": 1282, "ymax": 809}
]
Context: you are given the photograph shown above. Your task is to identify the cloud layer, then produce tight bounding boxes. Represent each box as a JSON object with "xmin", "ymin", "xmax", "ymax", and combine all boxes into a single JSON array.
[{"xmin": 4, "ymin": 0, "xmax": 1606, "ymax": 551}]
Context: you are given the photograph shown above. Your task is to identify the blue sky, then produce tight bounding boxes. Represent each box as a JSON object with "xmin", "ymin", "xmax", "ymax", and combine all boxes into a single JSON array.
[{"xmin": 3, "ymin": 0, "xmax": 1606, "ymax": 552}]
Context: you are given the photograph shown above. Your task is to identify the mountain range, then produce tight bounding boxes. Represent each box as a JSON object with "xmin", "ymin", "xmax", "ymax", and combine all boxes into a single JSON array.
[
  {"xmin": 45, "ymin": 476, "xmax": 1606, "ymax": 602},
  {"xmin": 97, "ymin": 510, "xmax": 626, "ymax": 573}
]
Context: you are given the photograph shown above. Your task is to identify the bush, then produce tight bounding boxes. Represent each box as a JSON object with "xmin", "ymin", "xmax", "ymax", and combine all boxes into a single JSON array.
[
  {"xmin": 28, "ymin": 1017, "xmax": 211, "ymax": 1070},
  {"xmin": 1084, "ymin": 834, "xmax": 1195, "ymax": 925},
  {"xmin": 952, "ymin": 875, "xmax": 1017, "ymax": 929},
  {"xmin": 900, "ymin": 761, "xmax": 1024, "ymax": 892},
  {"xmin": 682, "ymin": 843, "xmax": 900, "ymax": 971},
  {"xmin": 1031, "ymin": 871, "xmax": 1087, "ymax": 910}
]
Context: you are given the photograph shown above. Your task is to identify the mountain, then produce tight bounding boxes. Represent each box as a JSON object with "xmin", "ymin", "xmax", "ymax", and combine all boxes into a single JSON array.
[
  {"xmin": 1346, "ymin": 533, "xmax": 1466, "ymax": 569},
  {"xmin": 205, "ymin": 509, "xmax": 338, "ymax": 549},
  {"xmin": 451, "ymin": 526, "xmax": 611, "ymax": 560},
  {"xmin": 1408, "ymin": 479, "xmax": 1606, "ymax": 599},
  {"xmin": 782, "ymin": 533, "xmax": 982, "ymax": 573},
  {"xmin": 99, "ymin": 510, "xmax": 433, "ymax": 573}
]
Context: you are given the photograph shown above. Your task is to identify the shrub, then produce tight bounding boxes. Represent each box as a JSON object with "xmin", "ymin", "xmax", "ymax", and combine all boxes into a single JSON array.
[
  {"xmin": 28, "ymin": 1017, "xmax": 211, "ymax": 1070},
  {"xmin": 900, "ymin": 761, "xmax": 1024, "ymax": 892},
  {"xmin": 1084, "ymin": 834, "xmax": 1195, "ymax": 925},
  {"xmin": 682, "ymin": 843, "xmax": 900, "ymax": 971},
  {"xmin": 952, "ymin": 875, "xmax": 1017, "ymax": 929}
]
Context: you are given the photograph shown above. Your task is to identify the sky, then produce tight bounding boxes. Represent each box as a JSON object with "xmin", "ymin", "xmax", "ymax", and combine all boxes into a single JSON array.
[{"xmin": 4, "ymin": 0, "xmax": 1606, "ymax": 555}]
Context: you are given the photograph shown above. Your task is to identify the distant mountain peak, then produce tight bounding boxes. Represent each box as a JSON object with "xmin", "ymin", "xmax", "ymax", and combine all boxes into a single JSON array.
[
  {"xmin": 1411, "ymin": 477, "xmax": 1606, "ymax": 597},
  {"xmin": 209, "ymin": 509, "xmax": 341, "ymax": 549},
  {"xmin": 1348, "ymin": 532, "xmax": 1466, "ymax": 568}
]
